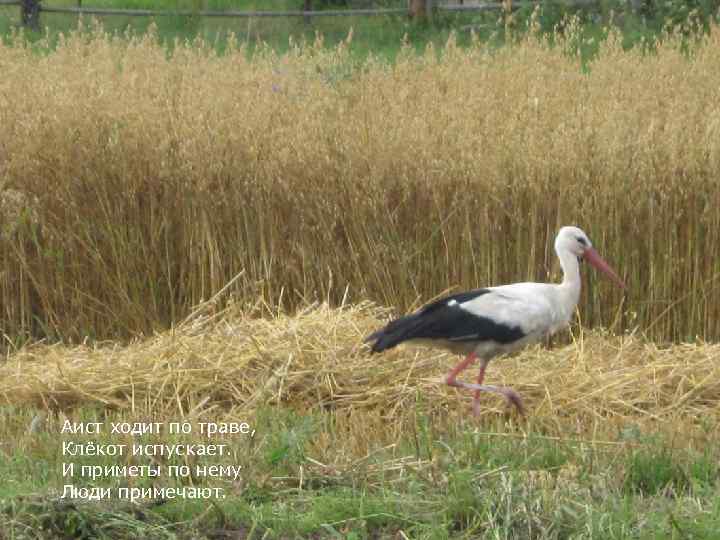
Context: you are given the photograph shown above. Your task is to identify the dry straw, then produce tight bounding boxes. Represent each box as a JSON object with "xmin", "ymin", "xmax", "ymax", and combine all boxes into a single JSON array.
[
  {"xmin": 1, "ymin": 23, "xmax": 720, "ymax": 342},
  {"xmin": 1, "ymin": 301, "xmax": 719, "ymax": 442}
]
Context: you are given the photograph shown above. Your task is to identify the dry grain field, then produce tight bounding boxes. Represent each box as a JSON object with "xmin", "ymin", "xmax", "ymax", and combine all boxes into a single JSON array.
[{"xmin": 1, "ymin": 20, "xmax": 720, "ymax": 539}]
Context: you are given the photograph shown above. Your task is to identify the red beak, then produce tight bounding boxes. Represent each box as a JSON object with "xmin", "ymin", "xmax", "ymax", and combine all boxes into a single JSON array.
[{"xmin": 583, "ymin": 247, "xmax": 626, "ymax": 289}]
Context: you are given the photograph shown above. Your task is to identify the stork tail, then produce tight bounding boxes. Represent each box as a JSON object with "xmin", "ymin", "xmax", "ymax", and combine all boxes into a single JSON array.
[{"xmin": 364, "ymin": 313, "xmax": 422, "ymax": 353}]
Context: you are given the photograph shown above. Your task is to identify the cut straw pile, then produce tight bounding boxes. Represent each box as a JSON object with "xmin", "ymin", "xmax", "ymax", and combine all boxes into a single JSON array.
[{"xmin": 1, "ymin": 301, "xmax": 719, "ymax": 431}]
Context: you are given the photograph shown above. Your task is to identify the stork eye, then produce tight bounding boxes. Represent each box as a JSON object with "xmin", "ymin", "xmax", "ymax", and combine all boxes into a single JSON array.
[{"xmin": 576, "ymin": 236, "xmax": 588, "ymax": 246}]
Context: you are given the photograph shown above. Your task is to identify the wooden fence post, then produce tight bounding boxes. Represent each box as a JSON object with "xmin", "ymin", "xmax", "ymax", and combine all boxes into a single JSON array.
[
  {"xmin": 21, "ymin": 0, "xmax": 40, "ymax": 30},
  {"xmin": 409, "ymin": 0, "xmax": 425, "ymax": 19},
  {"xmin": 304, "ymin": 0, "xmax": 312, "ymax": 25},
  {"xmin": 410, "ymin": 0, "xmax": 434, "ymax": 21}
]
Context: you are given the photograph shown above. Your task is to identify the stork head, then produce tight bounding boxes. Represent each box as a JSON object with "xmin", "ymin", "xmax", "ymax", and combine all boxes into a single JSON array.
[{"xmin": 555, "ymin": 226, "xmax": 626, "ymax": 289}]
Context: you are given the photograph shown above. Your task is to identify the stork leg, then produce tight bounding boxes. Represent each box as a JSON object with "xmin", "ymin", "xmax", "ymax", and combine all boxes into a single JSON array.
[
  {"xmin": 471, "ymin": 358, "xmax": 490, "ymax": 417},
  {"xmin": 468, "ymin": 359, "xmax": 524, "ymax": 415},
  {"xmin": 444, "ymin": 352, "xmax": 477, "ymax": 387},
  {"xmin": 444, "ymin": 353, "xmax": 524, "ymax": 415}
]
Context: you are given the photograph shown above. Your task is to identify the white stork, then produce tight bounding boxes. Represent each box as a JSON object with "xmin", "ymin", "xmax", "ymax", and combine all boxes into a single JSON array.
[{"xmin": 365, "ymin": 226, "xmax": 625, "ymax": 415}]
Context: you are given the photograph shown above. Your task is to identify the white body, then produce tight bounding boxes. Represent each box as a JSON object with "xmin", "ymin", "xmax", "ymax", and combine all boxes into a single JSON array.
[{"xmin": 443, "ymin": 279, "xmax": 580, "ymax": 358}]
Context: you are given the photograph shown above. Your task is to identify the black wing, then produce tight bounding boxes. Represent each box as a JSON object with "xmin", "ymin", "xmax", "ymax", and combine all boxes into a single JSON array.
[{"xmin": 365, "ymin": 288, "xmax": 525, "ymax": 353}]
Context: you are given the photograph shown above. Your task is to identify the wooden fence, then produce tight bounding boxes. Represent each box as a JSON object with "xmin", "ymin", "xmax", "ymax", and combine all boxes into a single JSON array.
[{"xmin": 0, "ymin": 0, "xmax": 598, "ymax": 31}]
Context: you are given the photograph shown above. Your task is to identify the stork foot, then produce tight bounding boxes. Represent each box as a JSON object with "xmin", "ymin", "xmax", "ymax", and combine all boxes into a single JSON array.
[
  {"xmin": 456, "ymin": 382, "xmax": 525, "ymax": 416},
  {"xmin": 498, "ymin": 387, "xmax": 525, "ymax": 416}
]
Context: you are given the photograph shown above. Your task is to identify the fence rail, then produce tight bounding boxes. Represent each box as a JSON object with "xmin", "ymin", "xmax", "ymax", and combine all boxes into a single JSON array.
[
  {"xmin": 39, "ymin": 6, "xmax": 409, "ymax": 17},
  {"xmin": 1, "ymin": 0, "xmax": 600, "ymax": 30},
  {"xmin": 439, "ymin": 0, "xmax": 596, "ymax": 11}
]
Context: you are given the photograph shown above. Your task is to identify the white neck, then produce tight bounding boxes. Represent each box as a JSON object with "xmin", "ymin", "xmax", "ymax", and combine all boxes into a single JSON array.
[{"xmin": 557, "ymin": 246, "xmax": 582, "ymax": 301}]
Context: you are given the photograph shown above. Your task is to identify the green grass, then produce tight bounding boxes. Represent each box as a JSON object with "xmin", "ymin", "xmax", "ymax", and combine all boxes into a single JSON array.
[
  {"xmin": 2, "ymin": 405, "xmax": 719, "ymax": 538},
  {"xmin": 2, "ymin": 0, "xmax": 717, "ymax": 61},
  {"xmin": 0, "ymin": 0, "xmax": 480, "ymax": 59}
]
